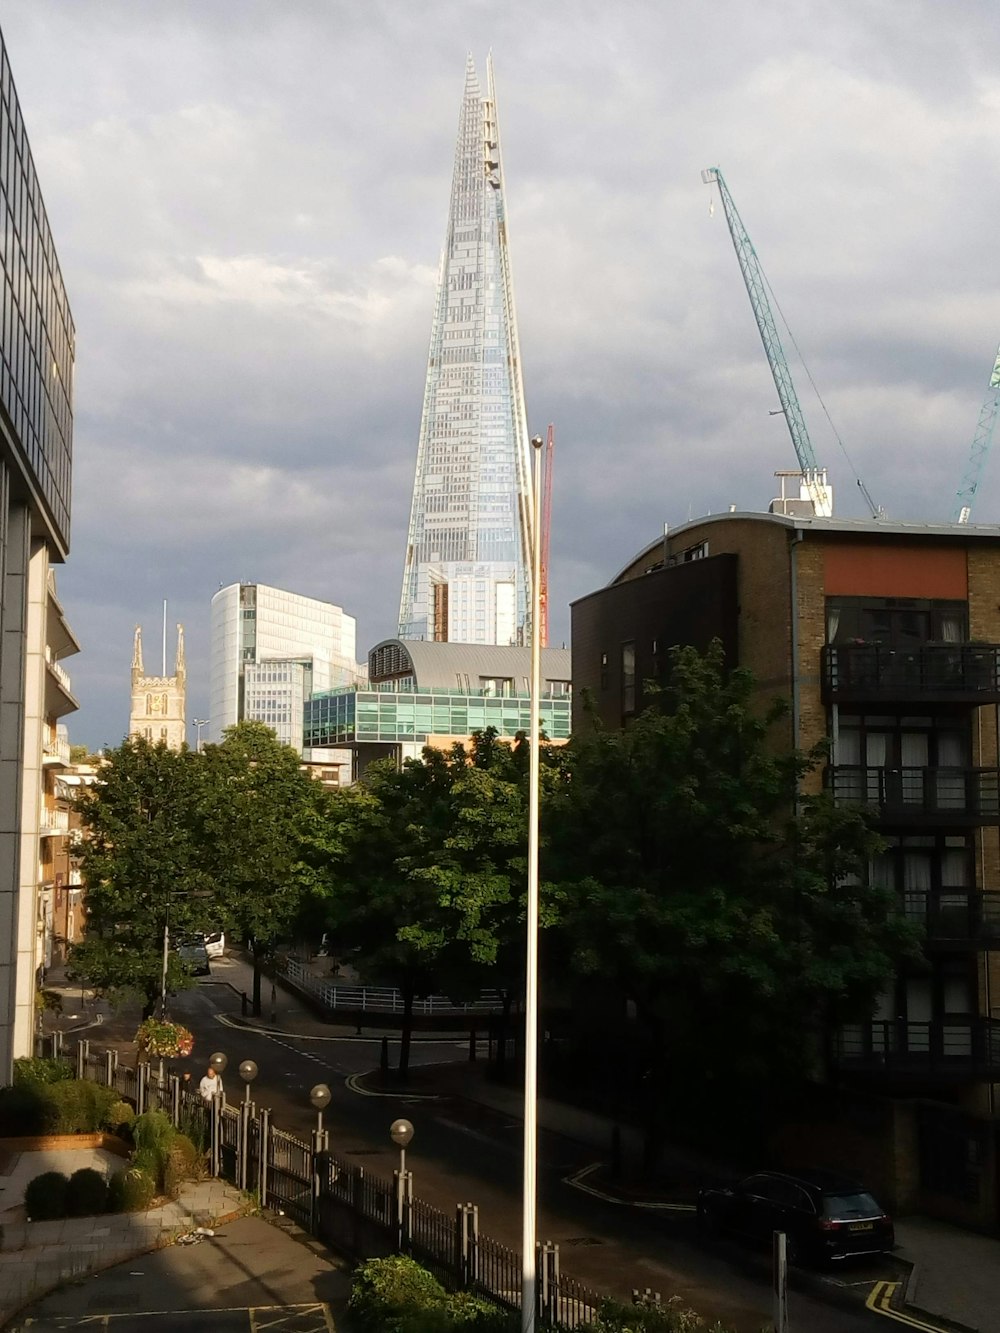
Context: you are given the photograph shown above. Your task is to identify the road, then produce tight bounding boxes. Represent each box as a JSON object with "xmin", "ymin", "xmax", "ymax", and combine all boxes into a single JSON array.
[{"xmin": 161, "ymin": 964, "xmax": 886, "ymax": 1333}]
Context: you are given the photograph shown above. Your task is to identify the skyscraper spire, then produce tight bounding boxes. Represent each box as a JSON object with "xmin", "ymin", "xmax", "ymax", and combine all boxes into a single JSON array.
[{"xmin": 398, "ymin": 56, "xmax": 534, "ymax": 647}]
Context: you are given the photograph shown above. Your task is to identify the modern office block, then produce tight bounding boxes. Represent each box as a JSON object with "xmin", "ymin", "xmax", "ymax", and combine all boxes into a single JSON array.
[
  {"xmin": 398, "ymin": 56, "xmax": 534, "ymax": 648},
  {"xmin": 0, "ymin": 25, "xmax": 78, "ymax": 1079},
  {"xmin": 209, "ymin": 582, "xmax": 359, "ymax": 753},
  {"xmin": 304, "ymin": 638, "xmax": 571, "ymax": 778}
]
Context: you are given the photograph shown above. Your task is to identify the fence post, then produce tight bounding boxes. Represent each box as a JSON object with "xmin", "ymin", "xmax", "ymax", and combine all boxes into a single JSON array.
[
  {"xmin": 52, "ymin": 1030, "xmax": 62, "ymax": 1059},
  {"xmin": 210, "ymin": 1094, "xmax": 221, "ymax": 1176},
  {"xmin": 136, "ymin": 1061, "xmax": 149, "ymax": 1115},
  {"xmin": 104, "ymin": 1049, "xmax": 114, "ymax": 1087},
  {"xmin": 394, "ymin": 1168, "xmax": 413, "ymax": 1254},
  {"xmin": 238, "ymin": 1098, "xmax": 251, "ymax": 1190},
  {"xmin": 76, "ymin": 1038, "xmax": 88, "ymax": 1080},
  {"xmin": 538, "ymin": 1242, "xmax": 559, "ymax": 1326},
  {"xmin": 258, "ymin": 1106, "xmax": 270, "ymax": 1209},
  {"xmin": 773, "ymin": 1231, "xmax": 788, "ymax": 1333},
  {"xmin": 457, "ymin": 1202, "xmax": 478, "ymax": 1287},
  {"xmin": 468, "ymin": 1029, "xmax": 477, "ymax": 1062}
]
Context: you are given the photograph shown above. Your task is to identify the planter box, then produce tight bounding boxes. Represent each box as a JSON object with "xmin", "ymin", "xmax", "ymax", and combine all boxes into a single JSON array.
[{"xmin": 0, "ymin": 1133, "xmax": 129, "ymax": 1156}]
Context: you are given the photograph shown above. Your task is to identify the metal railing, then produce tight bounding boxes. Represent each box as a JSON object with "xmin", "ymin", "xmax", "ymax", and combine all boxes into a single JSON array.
[
  {"xmin": 834, "ymin": 1017, "xmax": 1000, "ymax": 1077},
  {"xmin": 825, "ymin": 765, "xmax": 1000, "ymax": 822},
  {"xmin": 73, "ymin": 1038, "xmax": 603, "ymax": 1328},
  {"xmin": 904, "ymin": 889, "xmax": 1000, "ymax": 945},
  {"xmin": 281, "ymin": 957, "xmax": 510, "ymax": 1017},
  {"xmin": 822, "ymin": 643, "xmax": 1000, "ymax": 703}
]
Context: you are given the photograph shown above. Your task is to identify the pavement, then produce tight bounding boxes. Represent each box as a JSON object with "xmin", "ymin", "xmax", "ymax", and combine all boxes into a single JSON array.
[
  {"xmin": 35, "ymin": 956, "xmax": 1000, "ymax": 1333},
  {"xmin": 0, "ymin": 1158, "xmax": 250, "ymax": 1327}
]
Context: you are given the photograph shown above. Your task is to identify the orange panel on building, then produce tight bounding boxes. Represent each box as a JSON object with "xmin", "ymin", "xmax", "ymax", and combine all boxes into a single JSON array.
[{"xmin": 824, "ymin": 544, "xmax": 968, "ymax": 599}]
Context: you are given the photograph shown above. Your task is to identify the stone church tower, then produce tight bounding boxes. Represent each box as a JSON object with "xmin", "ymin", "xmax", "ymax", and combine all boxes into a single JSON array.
[{"xmin": 129, "ymin": 623, "xmax": 186, "ymax": 749}]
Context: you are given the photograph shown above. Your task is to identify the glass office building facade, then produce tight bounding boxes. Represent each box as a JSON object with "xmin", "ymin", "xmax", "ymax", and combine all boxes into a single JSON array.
[
  {"xmin": 0, "ymin": 24, "xmax": 77, "ymax": 1082},
  {"xmin": 397, "ymin": 56, "xmax": 534, "ymax": 648},
  {"xmin": 1, "ymin": 37, "xmax": 74, "ymax": 554},
  {"xmin": 304, "ymin": 685, "xmax": 571, "ymax": 750}
]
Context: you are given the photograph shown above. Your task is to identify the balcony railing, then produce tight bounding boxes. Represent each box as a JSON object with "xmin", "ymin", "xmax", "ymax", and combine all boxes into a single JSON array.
[
  {"xmin": 822, "ymin": 643, "xmax": 1000, "ymax": 704},
  {"xmin": 39, "ymin": 808, "xmax": 69, "ymax": 837},
  {"xmin": 42, "ymin": 735, "xmax": 71, "ymax": 765},
  {"xmin": 826, "ymin": 765, "xmax": 1000, "ymax": 824},
  {"xmin": 902, "ymin": 889, "xmax": 1000, "ymax": 947},
  {"xmin": 833, "ymin": 1018, "xmax": 1000, "ymax": 1080}
]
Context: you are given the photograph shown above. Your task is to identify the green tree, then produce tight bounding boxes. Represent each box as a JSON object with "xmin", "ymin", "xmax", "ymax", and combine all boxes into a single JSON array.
[
  {"xmin": 201, "ymin": 721, "xmax": 328, "ymax": 1016},
  {"xmin": 69, "ymin": 737, "xmax": 210, "ymax": 1017},
  {"xmin": 549, "ymin": 642, "xmax": 922, "ymax": 1153},
  {"xmin": 319, "ymin": 730, "xmax": 549, "ymax": 1079}
]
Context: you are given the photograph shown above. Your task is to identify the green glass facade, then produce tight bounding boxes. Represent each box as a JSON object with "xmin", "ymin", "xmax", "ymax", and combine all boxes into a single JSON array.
[{"xmin": 304, "ymin": 686, "xmax": 571, "ymax": 748}]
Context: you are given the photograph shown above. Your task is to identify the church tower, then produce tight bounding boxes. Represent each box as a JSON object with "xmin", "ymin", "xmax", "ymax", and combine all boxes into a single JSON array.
[{"xmin": 129, "ymin": 622, "xmax": 187, "ymax": 749}]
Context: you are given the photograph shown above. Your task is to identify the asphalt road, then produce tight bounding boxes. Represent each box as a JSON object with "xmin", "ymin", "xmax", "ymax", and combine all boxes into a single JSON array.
[{"xmin": 159, "ymin": 965, "xmax": 887, "ymax": 1333}]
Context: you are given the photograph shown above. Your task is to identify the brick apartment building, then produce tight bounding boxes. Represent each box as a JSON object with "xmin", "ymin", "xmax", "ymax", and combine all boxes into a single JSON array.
[{"xmin": 572, "ymin": 509, "xmax": 1000, "ymax": 1119}]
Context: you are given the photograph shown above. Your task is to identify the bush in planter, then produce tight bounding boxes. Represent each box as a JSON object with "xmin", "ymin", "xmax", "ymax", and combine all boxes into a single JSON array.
[
  {"xmin": 163, "ymin": 1133, "xmax": 202, "ymax": 1197},
  {"xmin": 0, "ymin": 1084, "xmax": 54, "ymax": 1136},
  {"xmin": 104, "ymin": 1100, "xmax": 135, "ymax": 1135},
  {"xmin": 444, "ymin": 1291, "xmax": 512, "ymax": 1331},
  {"xmin": 44, "ymin": 1079, "xmax": 117, "ymax": 1133},
  {"xmin": 66, "ymin": 1167, "xmax": 109, "ymax": 1216},
  {"xmin": 349, "ymin": 1256, "xmax": 448, "ymax": 1332},
  {"xmin": 13, "ymin": 1056, "xmax": 73, "ymax": 1087},
  {"xmin": 108, "ymin": 1165, "xmax": 156, "ymax": 1213},
  {"xmin": 24, "ymin": 1170, "xmax": 69, "ymax": 1220}
]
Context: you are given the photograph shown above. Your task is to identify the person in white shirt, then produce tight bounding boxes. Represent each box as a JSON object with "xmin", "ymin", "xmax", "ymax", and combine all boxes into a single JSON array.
[{"xmin": 198, "ymin": 1065, "xmax": 223, "ymax": 1103}]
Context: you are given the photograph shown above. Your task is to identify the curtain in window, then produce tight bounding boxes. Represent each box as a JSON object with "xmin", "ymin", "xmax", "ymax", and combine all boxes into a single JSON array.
[
  {"xmin": 866, "ymin": 732, "xmax": 889, "ymax": 803},
  {"xmin": 936, "ymin": 733, "xmax": 965, "ymax": 809},
  {"xmin": 902, "ymin": 853, "xmax": 931, "ymax": 921},
  {"xmin": 826, "ymin": 608, "xmax": 840, "ymax": 643},
  {"xmin": 940, "ymin": 614, "xmax": 963, "ymax": 643}
]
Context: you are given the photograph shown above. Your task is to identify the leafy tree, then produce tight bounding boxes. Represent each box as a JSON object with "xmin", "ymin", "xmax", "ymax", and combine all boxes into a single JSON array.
[
  {"xmin": 318, "ymin": 730, "xmax": 552, "ymax": 1079},
  {"xmin": 68, "ymin": 737, "xmax": 210, "ymax": 1017},
  {"xmin": 201, "ymin": 722, "xmax": 328, "ymax": 1016},
  {"xmin": 548, "ymin": 642, "xmax": 922, "ymax": 1154}
]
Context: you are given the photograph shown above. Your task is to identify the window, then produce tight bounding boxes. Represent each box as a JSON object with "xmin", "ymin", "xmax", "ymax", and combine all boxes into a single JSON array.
[
  {"xmin": 621, "ymin": 641, "xmax": 636, "ymax": 716},
  {"xmin": 826, "ymin": 597, "xmax": 967, "ymax": 647},
  {"xmin": 600, "ymin": 652, "xmax": 609, "ymax": 691}
]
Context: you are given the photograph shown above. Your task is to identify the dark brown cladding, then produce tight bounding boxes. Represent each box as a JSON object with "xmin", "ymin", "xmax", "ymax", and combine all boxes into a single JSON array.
[{"xmin": 570, "ymin": 554, "xmax": 739, "ymax": 732}]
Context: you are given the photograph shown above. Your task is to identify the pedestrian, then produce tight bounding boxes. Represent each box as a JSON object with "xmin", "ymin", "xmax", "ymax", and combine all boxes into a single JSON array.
[{"xmin": 198, "ymin": 1064, "xmax": 222, "ymax": 1103}]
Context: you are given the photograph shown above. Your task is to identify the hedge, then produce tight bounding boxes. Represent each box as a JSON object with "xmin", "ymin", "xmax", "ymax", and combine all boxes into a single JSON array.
[
  {"xmin": 0, "ymin": 1078, "xmax": 118, "ymax": 1136},
  {"xmin": 349, "ymin": 1257, "xmax": 512, "ymax": 1333}
]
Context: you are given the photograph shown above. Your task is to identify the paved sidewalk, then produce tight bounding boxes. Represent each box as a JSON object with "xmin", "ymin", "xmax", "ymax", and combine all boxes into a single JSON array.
[{"xmin": 0, "ymin": 1172, "xmax": 247, "ymax": 1325}]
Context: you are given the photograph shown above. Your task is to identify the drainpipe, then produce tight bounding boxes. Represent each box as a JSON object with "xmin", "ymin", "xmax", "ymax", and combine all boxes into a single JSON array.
[{"xmin": 789, "ymin": 528, "xmax": 804, "ymax": 756}]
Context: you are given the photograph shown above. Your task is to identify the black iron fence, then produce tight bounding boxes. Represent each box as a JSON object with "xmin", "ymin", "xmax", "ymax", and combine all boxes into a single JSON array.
[{"xmin": 71, "ymin": 1038, "xmax": 602, "ymax": 1329}]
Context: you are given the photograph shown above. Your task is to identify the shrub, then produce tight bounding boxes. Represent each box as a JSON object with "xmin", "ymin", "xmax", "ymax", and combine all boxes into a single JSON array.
[
  {"xmin": 131, "ymin": 1146, "xmax": 164, "ymax": 1193},
  {"xmin": 349, "ymin": 1256, "xmax": 448, "ymax": 1333},
  {"xmin": 444, "ymin": 1291, "xmax": 512, "ymax": 1331},
  {"xmin": 24, "ymin": 1170, "xmax": 69, "ymax": 1220},
  {"xmin": 591, "ymin": 1296, "xmax": 741, "ymax": 1333},
  {"xmin": 163, "ymin": 1133, "xmax": 201, "ymax": 1197},
  {"xmin": 132, "ymin": 1109, "xmax": 173, "ymax": 1157},
  {"xmin": 13, "ymin": 1056, "xmax": 73, "ymax": 1087},
  {"xmin": 0, "ymin": 1084, "xmax": 55, "ymax": 1136},
  {"xmin": 104, "ymin": 1100, "xmax": 135, "ymax": 1133},
  {"xmin": 44, "ymin": 1079, "xmax": 117, "ymax": 1133},
  {"xmin": 66, "ymin": 1167, "xmax": 109, "ymax": 1217},
  {"xmin": 108, "ymin": 1165, "xmax": 156, "ymax": 1213}
]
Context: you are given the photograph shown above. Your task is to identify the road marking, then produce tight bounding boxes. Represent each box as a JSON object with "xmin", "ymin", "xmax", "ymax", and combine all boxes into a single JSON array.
[
  {"xmin": 563, "ymin": 1162, "xmax": 696, "ymax": 1211},
  {"xmin": 865, "ymin": 1281, "xmax": 952, "ymax": 1331},
  {"xmin": 344, "ymin": 1072, "xmax": 440, "ymax": 1100},
  {"xmin": 215, "ymin": 1010, "xmax": 484, "ymax": 1048}
]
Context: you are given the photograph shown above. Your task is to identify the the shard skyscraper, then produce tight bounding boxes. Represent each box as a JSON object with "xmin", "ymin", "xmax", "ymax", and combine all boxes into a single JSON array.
[{"xmin": 398, "ymin": 55, "xmax": 534, "ymax": 647}]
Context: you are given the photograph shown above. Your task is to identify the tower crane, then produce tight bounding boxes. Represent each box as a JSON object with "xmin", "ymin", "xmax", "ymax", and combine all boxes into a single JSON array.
[
  {"xmin": 539, "ymin": 424, "xmax": 554, "ymax": 649},
  {"xmin": 954, "ymin": 343, "xmax": 1000, "ymax": 524},
  {"xmin": 702, "ymin": 166, "xmax": 833, "ymax": 517}
]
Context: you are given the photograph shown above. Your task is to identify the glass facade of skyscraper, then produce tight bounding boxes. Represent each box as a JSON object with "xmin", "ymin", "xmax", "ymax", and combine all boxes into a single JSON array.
[
  {"xmin": 0, "ymin": 37, "xmax": 74, "ymax": 553},
  {"xmin": 398, "ymin": 56, "xmax": 533, "ymax": 647}
]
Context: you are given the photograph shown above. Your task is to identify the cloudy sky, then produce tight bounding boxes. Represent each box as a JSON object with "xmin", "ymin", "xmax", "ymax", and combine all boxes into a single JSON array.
[{"xmin": 3, "ymin": 0, "xmax": 1000, "ymax": 747}]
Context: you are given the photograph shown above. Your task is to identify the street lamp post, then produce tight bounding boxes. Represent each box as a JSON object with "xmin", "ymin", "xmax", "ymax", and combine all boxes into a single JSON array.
[
  {"xmin": 390, "ymin": 1118, "xmax": 414, "ymax": 1254},
  {"xmin": 208, "ymin": 1051, "xmax": 227, "ymax": 1176},
  {"xmin": 522, "ymin": 434, "xmax": 545, "ymax": 1333},
  {"xmin": 192, "ymin": 718, "xmax": 209, "ymax": 752},
  {"xmin": 239, "ymin": 1059, "xmax": 258, "ymax": 1106},
  {"xmin": 309, "ymin": 1084, "xmax": 332, "ymax": 1232},
  {"xmin": 237, "ymin": 1060, "xmax": 258, "ymax": 1189}
]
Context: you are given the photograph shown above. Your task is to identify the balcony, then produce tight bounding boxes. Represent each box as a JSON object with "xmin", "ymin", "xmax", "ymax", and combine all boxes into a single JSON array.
[
  {"xmin": 42, "ymin": 734, "xmax": 71, "ymax": 766},
  {"xmin": 822, "ymin": 643, "xmax": 1000, "ymax": 705},
  {"xmin": 903, "ymin": 890, "xmax": 1000, "ymax": 949},
  {"xmin": 39, "ymin": 807, "xmax": 69, "ymax": 837},
  {"xmin": 833, "ymin": 1018, "xmax": 1000, "ymax": 1081},
  {"xmin": 826, "ymin": 765, "xmax": 1000, "ymax": 825}
]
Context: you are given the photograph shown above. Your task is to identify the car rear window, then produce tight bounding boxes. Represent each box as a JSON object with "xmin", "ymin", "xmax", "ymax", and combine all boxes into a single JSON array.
[{"xmin": 822, "ymin": 1192, "xmax": 881, "ymax": 1219}]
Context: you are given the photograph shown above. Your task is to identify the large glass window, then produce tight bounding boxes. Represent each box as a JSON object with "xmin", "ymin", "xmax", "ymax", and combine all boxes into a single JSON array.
[{"xmin": 826, "ymin": 597, "xmax": 967, "ymax": 647}]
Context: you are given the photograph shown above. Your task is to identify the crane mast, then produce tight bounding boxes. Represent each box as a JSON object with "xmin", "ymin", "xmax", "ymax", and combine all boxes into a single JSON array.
[
  {"xmin": 702, "ymin": 166, "xmax": 833, "ymax": 518},
  {"xmin": 954, "ymin": 343, "xmax": 1000, "ymax": 524}
]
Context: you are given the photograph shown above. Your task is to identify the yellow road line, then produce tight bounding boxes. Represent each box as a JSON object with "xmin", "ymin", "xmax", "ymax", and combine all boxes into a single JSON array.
[{"xmin": 865, "ymin": 1281, "xmax": 953, "ymax": 1332}]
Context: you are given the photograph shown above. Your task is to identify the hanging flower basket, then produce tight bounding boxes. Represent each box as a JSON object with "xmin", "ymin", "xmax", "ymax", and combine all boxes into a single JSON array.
[{"xmin": 134, "ymin": 1018, "xmax": 195, "ymax": 1059}]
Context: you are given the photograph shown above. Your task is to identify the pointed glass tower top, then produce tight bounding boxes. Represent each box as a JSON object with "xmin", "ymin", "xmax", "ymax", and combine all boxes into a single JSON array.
[{"xmin": 398, "ymin": 56, "xmax": 533, "ymax": 647}]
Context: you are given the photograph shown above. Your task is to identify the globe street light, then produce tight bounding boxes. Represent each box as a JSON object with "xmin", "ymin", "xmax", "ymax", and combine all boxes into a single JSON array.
[
  {"xmin": 390, "ymin": 1118, "xmax": 414, "ymax": 1254},
  {"xmin": 238, "ymin": 1059, "xmax": 258, "ymax": 1105},
  {"xmin": 310, "ymin": 1083, "xmax": 331, "ymax": 1144}
]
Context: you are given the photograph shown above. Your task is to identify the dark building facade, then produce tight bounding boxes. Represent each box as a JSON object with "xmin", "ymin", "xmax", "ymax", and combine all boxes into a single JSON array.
[
  {"xmin": 572, "ymin": 510, "xmax": 1000, "ymax": 1119},
  {"xmin": 0, "ymin": 25, "xmax": 77, "ymax": 1078}
]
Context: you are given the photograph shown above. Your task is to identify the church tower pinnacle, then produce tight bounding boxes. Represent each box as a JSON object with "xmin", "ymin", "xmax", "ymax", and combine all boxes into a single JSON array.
[
  {"xmin": 397, "ymin": 55, "xmax": 534, "ymax": 647},
  {"xmin": 128, "ymin": 619, "xmax": 187, "ymax": 749}
]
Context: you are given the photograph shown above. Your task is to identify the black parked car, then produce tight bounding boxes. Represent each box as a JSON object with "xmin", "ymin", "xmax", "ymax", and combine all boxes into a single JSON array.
[{"xmin": 697, "ymin": 1168, "xmax": 894, "ymax": 1265}]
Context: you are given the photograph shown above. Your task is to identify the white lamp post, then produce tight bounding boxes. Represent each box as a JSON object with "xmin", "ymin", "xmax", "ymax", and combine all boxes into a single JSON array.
[{"xmin": 522, "ymin": 433, "xmax": 544, "ymax": 1333}]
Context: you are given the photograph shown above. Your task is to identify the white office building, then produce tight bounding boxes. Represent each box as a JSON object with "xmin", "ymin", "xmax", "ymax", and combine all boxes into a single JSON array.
[{"xmin": 209, "ymin": 583, "xmax": 361, "ymax": 752}]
